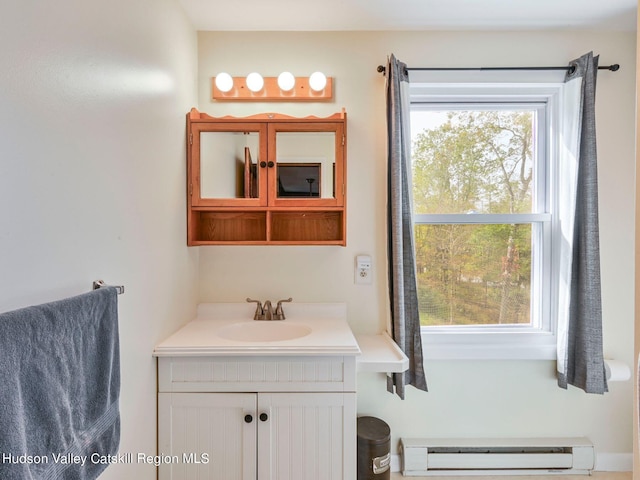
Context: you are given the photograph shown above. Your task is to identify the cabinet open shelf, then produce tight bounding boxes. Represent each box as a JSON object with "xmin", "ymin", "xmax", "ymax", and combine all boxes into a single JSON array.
[
  {"xmin": 189, "ymin": 209, "xmax": 344, "ymax": 245},
  {"xmin": 192, "ymin": 210, "xmax": 267, "ymax": 243},
  {"xmin": 270, "ymin": 211, "xmax": 343, "ymax": 242}
]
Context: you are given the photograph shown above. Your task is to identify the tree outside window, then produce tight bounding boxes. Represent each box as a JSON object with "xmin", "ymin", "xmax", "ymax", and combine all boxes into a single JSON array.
[{"xmin": 411, "ymin": 109, "xmax": 539, "ymax": 327}]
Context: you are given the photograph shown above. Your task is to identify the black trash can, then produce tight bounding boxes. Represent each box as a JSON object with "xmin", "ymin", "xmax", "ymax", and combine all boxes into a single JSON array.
[{"xmin": 357, "ymin": 416, "xmax": 391, "ymax": 480}]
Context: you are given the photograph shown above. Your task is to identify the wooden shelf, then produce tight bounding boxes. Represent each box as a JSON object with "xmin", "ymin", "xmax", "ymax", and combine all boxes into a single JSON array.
[
  {"xmin": 270, "ymin": 211, "xmax": 343, "ymax": 242},
  {"xmin": 189, "ymin": 210, "xmax": 344, "ymax": 245},
  {"xmin": 193, "ymin": 211, "xmax": 267, "ymax": 243}
]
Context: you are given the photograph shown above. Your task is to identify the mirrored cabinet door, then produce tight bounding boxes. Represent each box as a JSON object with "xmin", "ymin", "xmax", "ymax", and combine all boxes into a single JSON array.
[
  {"xmin": 191, "ymin": 123, "xmax": 268, "ymax": 207},
  {"xmin": 200, "ymin": 131, "xmax": 260, "ymax": 199},
  {"xmin": 269, "ymin": 123, "xmax": 345, "ymax": 207},
  {"xmin": 275, "ymin": 132, "xmax": 335, "ymax": 199}
]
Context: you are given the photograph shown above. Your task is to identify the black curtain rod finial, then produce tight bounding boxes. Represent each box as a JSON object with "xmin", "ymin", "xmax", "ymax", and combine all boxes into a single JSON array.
[{"xmin": 377, "ymin": 65, "xmax": 406, "ymax": 76}]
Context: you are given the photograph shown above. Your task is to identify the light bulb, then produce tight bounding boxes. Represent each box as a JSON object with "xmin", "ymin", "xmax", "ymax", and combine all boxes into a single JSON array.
[
  {"xmin": 309, "ymin": 71, "xmax": 327, "ymax": 92},
  {"xmin": 246, "ymin": 72, "xmax": 264, "ymax": 92},
  {"xmin": 277, "ymin": 72, "xmax": 296, "ymax": 91},
  {"xmin": 215, "ymin": 72, "xmax": 234, "ymax": 93}
]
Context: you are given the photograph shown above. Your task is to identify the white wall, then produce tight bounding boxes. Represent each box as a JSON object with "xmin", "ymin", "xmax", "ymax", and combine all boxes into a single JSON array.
[
  {"xmin": 634, "ymin": 9, "xmax": 640, "ymax": 480},
  {"xmin": 197, "ymin": 30, "xmax": 636, "ymax": 466},
  {"xmin": 0, "ymin": 1, "xmax": 198, "ymax": 479}
]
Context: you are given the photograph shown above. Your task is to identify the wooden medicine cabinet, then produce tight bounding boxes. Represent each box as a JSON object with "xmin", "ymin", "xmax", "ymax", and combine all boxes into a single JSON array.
[{"xmin": 186, "ymin": 108, "xmax": 347, "ymax": 245}]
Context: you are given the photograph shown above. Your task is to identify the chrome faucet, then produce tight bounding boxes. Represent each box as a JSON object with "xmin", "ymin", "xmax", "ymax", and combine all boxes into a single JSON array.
[
  {"xmin": 246, "ymin": 297, "xmax": 292, "ymax": 320},
  {"xmin": 263, "ymin": 300, "xmax": 274, "ymax": 320}
]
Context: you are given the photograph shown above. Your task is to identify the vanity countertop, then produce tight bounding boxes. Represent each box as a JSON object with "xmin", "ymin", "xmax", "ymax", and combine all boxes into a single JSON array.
[{"xmin": 153, "ymin": 302, "xmax": 361, "ymax": 357}]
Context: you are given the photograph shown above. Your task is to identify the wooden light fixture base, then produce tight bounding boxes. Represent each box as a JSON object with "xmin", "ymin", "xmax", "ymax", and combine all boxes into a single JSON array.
[{"xmin": 212, "ymin": 76, "xmax": 333, "ymax": 102}]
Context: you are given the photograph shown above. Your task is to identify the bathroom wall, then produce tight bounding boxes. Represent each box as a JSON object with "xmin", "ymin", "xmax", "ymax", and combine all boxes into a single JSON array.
[
  {"xmin": 634, "ymin": 9, "xmax": 640, "ymax": 480},
  {"xmin": 0, "ymin": 9, "xmax": 633, "ymax": 476},
  {"xmin": 197, "ymin": 30, "xmax": 636, "ymax": 467},
  {"xmin": 0, "ymin": 1, "xmax": 198, "ymax": 479}
]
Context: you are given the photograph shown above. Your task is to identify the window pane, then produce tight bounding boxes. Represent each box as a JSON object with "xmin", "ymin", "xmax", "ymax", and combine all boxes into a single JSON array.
[
  {"xmin": 414, "ymin": 223, "xmax": 532, "ymax": 326},
  {"xmin": 410, "ymin": 110, "xmax": 536, "ymax": 214}
]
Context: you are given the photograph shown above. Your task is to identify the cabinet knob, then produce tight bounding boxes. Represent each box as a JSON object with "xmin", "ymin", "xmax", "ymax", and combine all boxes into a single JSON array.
[
  {"xmin": 259, "ymin": 413, "xmax": 269, "ymax": 422},
  {"xmin": 244, "ymin": 414, "xmax": 253, "ymax": 423},
  {"xmin": 267, "ymin": 161, "xmax": 275, "ymax": 168},
  {"xmin": 260, "ymin": 161, "xmax": 267, "ymax": 168}
]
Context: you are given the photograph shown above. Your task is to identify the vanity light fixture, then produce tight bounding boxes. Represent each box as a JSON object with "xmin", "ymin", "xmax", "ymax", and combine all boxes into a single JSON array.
[{"xmin": 212, "ymin": 71, "xmax": 333, "ymax": 102}]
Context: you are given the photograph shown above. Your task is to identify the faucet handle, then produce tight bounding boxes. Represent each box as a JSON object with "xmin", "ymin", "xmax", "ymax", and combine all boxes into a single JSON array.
[
  {"xmin": 274, "ymin": 298, "xmax": 293, "ymax": 320},
  {"xmin": 246, "ymin": 298, "xmax": 264, "ymax": 320}
]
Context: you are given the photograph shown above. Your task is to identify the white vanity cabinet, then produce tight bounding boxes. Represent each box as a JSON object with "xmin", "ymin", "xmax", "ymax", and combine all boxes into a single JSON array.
[
  {"xmin": 158, "ymin": 392, "xmax": 255, "ymax": 479},
  {"xmin": 157, "ymin": 355, "xmax": 357, "ymax": 480},
  {"xmin": 154, "ymin": 303, "xmax": 360, "ymax": 480}
]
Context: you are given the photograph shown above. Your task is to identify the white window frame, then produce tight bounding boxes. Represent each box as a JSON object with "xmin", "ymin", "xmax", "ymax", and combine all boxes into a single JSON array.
[{"xmin": 410, "ymin": 83, "xmax": 563, "ymax": 360}]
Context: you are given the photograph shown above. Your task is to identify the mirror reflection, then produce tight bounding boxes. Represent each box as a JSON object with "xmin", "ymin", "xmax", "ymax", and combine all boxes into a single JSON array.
[
  {"xmin": 200, "ymin": 131, "xmax": 260, "ymax": 199},
  {"xmin": 276, "ymin": 132, "xmax": 335, "ymax": 199},
  {"xmin": 199, "ymin": 130, "xmax": 336, "ymax": 200}
]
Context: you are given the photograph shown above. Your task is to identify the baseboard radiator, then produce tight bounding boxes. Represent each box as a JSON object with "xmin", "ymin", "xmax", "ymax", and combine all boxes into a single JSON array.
[{"xmin": 400, "ymin": 437, "xmax": 594, "ymax": 476}]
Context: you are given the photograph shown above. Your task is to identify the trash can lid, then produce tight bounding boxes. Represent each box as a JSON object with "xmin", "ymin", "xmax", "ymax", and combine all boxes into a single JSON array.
[{"xmin": 357, "ymin": 416, "xmax": 390, "ymax": 443}]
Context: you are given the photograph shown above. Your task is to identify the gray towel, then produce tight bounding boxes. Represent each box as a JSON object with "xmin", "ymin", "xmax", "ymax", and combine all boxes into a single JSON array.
[{"xmin": 0, "ymin": 287, "xmax": 120, "ymax": 480}]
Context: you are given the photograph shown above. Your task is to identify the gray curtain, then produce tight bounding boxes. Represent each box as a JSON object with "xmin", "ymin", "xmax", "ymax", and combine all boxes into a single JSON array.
[
  {"xmin": 557, "ymin": 52, "xmax": 607, "ymax": 394},
  {"xmin": 386, "ymin": 54, "xmax": 428, "ymax": 398}
]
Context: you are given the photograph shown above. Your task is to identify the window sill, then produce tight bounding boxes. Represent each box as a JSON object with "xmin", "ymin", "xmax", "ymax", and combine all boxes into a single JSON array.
[{"xmin": 421, "ymin": 330, "xmax": 557, "ymax": 360}]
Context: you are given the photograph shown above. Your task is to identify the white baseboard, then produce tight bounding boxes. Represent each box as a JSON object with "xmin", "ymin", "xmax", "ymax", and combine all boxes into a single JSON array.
[
  {"xmin": 391, "ymin": 454, "xmax": 401, "ymax": 473},
  {"xmin": 391, "ymin": 453, "xmax": 633, "ymax": 474}
]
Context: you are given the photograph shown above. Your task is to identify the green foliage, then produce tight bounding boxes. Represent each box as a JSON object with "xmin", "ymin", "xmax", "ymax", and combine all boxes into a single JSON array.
[
  {"xmin": 412, "ymin": 110, "xmax": 535, "ymax": 325},
  {"xmin": 412, "ymin": 110, "xmax": 534, "ymax": 214}
]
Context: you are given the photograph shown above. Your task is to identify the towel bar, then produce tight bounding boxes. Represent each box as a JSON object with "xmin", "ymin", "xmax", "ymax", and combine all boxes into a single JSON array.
[{"xmin": 93, "ymin": 280, "xmax": 125, "ymax": 295}]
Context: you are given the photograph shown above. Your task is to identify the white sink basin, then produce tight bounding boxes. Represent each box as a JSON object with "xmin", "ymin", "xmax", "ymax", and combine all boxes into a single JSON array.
[
  {"xmin": 153, "ymin": 303, "xmax": 361, "ymax": 356},
  {"xmin": 216, "ymin": 321, "xmax": 312, "ymax": 342}
]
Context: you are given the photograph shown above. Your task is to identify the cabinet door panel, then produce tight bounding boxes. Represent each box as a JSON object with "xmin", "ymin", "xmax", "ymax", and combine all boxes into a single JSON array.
[
  {"xmin": 268, "ymin": 123, "xmax": 345, "ymax": 208},
  {"xmin": 158, "ymin": 392, "xmax": 257, "ymax": 480},
  {"xmin": 191, "ymin": 123, "xmax": 268, "ymax": 207},
  {"xmin": 257, "ymin": 392, "xmax": 355, "ymax": 480}
]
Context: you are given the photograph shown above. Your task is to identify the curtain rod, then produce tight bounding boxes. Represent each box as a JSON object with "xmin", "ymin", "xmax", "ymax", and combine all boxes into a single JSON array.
[{"xmin": 377, "ymin": 64, "xmax": 620, "ymax": 75}]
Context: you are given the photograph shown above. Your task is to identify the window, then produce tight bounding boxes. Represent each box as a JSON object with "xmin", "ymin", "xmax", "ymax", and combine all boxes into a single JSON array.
[{"xmin": 409, "ymin": 84, "xmax": 560, "ymax": 359}]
